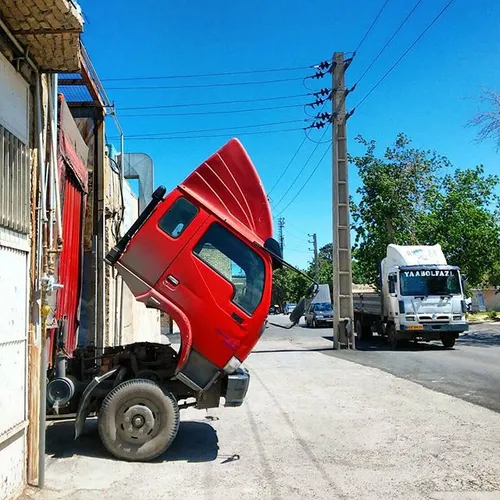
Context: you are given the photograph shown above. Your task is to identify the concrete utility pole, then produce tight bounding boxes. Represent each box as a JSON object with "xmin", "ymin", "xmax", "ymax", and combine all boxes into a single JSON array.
[
  {"xmin": 309, "ymin": 233, "xmax": 319, "ymax": 282},
  {"xmin": 278, "ymin": 217, "xmax": 285, "ymax": 256},
  {"xmin": 331, "ymin": 52, "xmax": 355, "ymax": 350}
]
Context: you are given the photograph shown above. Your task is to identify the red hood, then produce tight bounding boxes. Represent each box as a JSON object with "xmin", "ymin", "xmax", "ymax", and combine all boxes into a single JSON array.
[{"xmin": 179, "ymin": 138, "xmax": 273, "ymax": 243}]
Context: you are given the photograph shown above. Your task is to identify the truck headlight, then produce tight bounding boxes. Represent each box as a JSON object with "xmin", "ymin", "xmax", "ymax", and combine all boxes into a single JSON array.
[
  {"xmin": 223, "ymin": 356, "xmax": 242, "ymax": 374},
  {"xmin": 453, "ymin": 315, "xmax": 462, "ymax": 321},
  {"xmin": 405, "ymin": 315, "xmax": 415, "ymax": 321}
]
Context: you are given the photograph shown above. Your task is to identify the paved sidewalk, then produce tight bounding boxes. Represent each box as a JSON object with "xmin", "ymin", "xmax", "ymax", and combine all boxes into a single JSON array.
[{"xmin": 22, "ymin": 337, "xmax": 500, "ymax": 500}]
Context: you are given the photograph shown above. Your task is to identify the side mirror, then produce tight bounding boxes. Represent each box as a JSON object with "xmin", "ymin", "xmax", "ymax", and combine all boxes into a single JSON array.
[{"xmin": 289, "ymin": 297, "xmax": 306, "ymax": 325}]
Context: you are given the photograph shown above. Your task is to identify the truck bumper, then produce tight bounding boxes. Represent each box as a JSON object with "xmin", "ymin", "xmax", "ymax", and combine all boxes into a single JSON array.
[
  {"xmin": 399, "ymin": 322, "xmax": 468, "ymax": 340},
  {"xmin": 224, "ymin": 367, "xmax": 250, "ymax": 407}
]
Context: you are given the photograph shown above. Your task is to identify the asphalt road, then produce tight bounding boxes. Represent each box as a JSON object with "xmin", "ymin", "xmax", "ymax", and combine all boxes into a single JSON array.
[{"xmin": 265, "ymin": 315, "xmax": 500, "ymax": 414}]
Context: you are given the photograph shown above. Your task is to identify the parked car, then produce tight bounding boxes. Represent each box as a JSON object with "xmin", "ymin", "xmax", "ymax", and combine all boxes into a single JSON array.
[
  {"xmin": 305, "ymin": 302, "xmax": 333, "ymax": 328},
  {"xmin": 284, "ymin": 303, "xmax": 297, "ymax": 315}
]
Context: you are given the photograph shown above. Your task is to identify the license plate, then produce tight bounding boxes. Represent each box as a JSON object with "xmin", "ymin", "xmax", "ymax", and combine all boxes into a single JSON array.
[{"xmin": 407, "ymin": 325, "xmax": 423, "ymax": 331}]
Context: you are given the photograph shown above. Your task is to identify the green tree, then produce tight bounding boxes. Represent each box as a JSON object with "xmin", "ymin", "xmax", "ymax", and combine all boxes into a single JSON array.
[
  {"xmin": 272, "ymin": 267, "xmax": 309, "ymax": 305},
  {"xmin": 418, "ymin": 166, "xmax": 500, "ymax": 287},
  {"xmin": 350, "ymin": 133, "xmax": 449, "ymax": 285},
  {"xmin": 351, "ymin": 134, "xmax": 500, "ymax": 288}
]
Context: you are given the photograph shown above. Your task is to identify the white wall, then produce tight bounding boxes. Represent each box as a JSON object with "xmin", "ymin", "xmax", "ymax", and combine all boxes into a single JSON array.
[{"xmin": 104, "ymin": 166, "xmax": 161, "ymax": 346}]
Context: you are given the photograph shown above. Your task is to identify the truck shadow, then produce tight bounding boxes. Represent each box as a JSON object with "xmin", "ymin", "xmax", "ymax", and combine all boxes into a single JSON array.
[
  {"xmin": 322, "ymin": 335, "xmax": 449, "ymax": 352},
  {"xmin": 45, "ymin": 419, "xmax": 219, "ymax": 463}
]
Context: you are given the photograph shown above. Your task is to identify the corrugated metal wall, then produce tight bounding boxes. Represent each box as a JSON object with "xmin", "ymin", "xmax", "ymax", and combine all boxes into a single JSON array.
[
  {"xmin": 0, "ymin": 232, "xmax": 29, "ymax": 499},
  {"xmin": 52, "ymin": 172, "xmax": 84, "ymax": 357},
  {"xmin": 0, "ymin": 50, "xmax": 30, "ymax": 500}
]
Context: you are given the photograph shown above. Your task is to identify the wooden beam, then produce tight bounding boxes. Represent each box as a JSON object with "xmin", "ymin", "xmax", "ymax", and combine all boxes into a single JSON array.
[
  {"xmin": 67, "ymin": 101, "xmax": 103, "ymax": 108},
  {"xmin": 79, "ymin": 53, "xmax": 105, "ymax": 108},
  {"xmin": 58, "ymin": 79, "xmax": 85, "ymax": 86},
  {"xmin": 12, "ymin": 28, "xmax": 83, "ymax": 35}
]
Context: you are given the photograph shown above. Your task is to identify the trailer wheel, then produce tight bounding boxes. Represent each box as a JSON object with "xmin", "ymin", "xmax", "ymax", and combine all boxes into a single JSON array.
[
  {"xmin": 441, "ymin": 335, "xmax": 456, "ymax": 349},
  {"xmin": 98, "ymin": 378, "xmax": 179, "ymax": 462},
  {"xmin": 386, "ymin": 323, "xmax": 398, "ymax": 350},
  {"xmin": 355, "ymin": 319, "xmax": 373, "ymax": 341}
]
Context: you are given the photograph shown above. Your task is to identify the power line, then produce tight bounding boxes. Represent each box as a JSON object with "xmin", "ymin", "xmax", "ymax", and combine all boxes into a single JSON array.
[
  {"xmin": 117, "ymin": 93, "xmax": 310, "ymax": 111},
  {"xmin": 273, "ymin": 123, "xmax": 331, "ymax": 209},
  {"xmin": 109, "ymin": 126, "xmax": 303, "ymax": 142},
  {"xmin": 277, "ymin": 143, "xmax": 332, "ymax": 216},
  {"xmin": 355, "ymin": 0, "xmax": 423, "ymax": 86},
  {"xmin": 268, "ymin": 97, "xmax": 330, "ymax": 199},
  {"xmin": 101, "ymin": 64, "xmax": 313, "ymax": 81},
  {"xmin": 122, "ymin": 119, "xmax": 308, "ymax": 138},
  {"xmin": 354, "ymin": 0, "xmax": 392, "ymax": 53},
  {"xmin": 267, "ymin": 136, "xmax": 308, "ymax": 195},
  {"xmin": 353, "ymin": 0, "xmax": 456, "ymax": 111},
  {"xmin": 119, "ymin": 102, "xmax": 306, "ymax": 118},
  {"xmin": 107, "ymin": 76, "xmax": 305, "ymax": 91}
]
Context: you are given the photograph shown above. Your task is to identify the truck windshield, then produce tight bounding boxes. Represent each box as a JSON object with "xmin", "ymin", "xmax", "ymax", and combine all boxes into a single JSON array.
[{"xmin": 400, "ymin": 269, "xmax": 461, "ymax": 296}]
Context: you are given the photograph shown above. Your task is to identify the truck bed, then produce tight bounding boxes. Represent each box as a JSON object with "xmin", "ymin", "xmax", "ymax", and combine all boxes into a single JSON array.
[{"xmin": 353, "ymin": 291, "xmax": 382, "ymax": 316}]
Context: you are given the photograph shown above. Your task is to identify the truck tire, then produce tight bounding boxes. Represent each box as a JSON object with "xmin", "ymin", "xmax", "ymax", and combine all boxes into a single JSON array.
[
  {"xmin": 355, "ymin": 319, "xmax": 373, "ymax": 341},
  {"xmin": 98, "ymin": 378, "xmax": 179, "ymax": 462},
  {"xmin": 441, "ymin": 335, "xmax": 456, "ymax": 349},
  {"xmin": 386, "ymin": 323, "xmax": 398, "ymax": 350}
]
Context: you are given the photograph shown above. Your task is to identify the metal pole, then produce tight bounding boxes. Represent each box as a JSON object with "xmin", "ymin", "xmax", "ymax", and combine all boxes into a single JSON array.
[
  {"xmin": 35, "ymin": 74, "xmax": 46, "ymax": 489},
  {"xmin": 313, "ymin": 234, "xmax": 319, "ymax": 283},
  {"xmin": 332, "ymin": 52, "xmax": 354, "ymax": 350},
  {"xmin": 278, "ymin": 217, "xmax": 285, "ymax": 256}
]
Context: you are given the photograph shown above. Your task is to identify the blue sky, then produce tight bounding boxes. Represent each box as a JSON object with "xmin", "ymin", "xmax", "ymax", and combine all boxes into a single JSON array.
[{"xmin": 79, "ymin": 0, "xmax": 499, "ymax": 268}]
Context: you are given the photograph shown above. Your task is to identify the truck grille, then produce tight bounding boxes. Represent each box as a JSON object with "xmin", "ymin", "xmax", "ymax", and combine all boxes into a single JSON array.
[{"xmin": 418, "ymin": 315, "xmax": 450, "ymax": 323}]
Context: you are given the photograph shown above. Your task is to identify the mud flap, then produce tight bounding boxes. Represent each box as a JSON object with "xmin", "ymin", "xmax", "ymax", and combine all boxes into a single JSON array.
[{"xmin": 74, "ymin": 368, "xmax": 118, "ymax": 439}]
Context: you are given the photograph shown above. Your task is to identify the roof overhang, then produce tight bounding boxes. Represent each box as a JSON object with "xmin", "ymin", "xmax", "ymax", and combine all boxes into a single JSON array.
[{"xmin": 0, "ymin": 0, "xmax": 84, "ymax": 71}]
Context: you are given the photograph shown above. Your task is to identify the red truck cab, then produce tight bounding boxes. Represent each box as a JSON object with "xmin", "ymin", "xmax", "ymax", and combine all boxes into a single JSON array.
[
  {"xmin": 107, "ymin": 138, "xmax": 276, "ymax": 392},
  {"xmin": 46, "ymin": 139, "xmax": 299, "ymax": 462}
]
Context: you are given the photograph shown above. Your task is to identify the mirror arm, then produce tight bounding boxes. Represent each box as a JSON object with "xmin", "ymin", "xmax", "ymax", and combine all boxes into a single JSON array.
[
  {"xmin": 257, "ymin": 243, "xmax": 319, "ymax": 290},
  {"xmin": 267, "ymin": 321, "xmax": 296, "ymax": 330}
]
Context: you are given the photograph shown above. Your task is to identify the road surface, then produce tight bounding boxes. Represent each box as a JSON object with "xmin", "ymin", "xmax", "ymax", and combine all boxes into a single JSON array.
[
  {"xmin": 22, "ymin": 318, "xmax": 500, "ymax": 500},
  {"xmin": 266, "ymin": 314, "xmax": 500, "ymax": 413}
]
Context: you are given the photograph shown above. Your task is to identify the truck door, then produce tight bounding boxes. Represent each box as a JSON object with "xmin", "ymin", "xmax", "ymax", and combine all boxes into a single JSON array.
[
  {"xmin": 118, "ymin": 191, "xmax": 208, "ymax": 286},
  {"xmin": 155, "ymin": 215, "xmax": 269, "ymax": 389}
]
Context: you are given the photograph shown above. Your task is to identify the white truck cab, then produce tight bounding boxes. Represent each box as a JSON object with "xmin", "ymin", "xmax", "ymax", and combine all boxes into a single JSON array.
[{"xmin": 355, "ymin": 244, "xmax": 469, "ymax": 348}]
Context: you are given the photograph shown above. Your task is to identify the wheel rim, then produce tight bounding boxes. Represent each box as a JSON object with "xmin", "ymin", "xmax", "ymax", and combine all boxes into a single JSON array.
[{"xmin": 116, "ymin": 398, "xmax": 161, "ymax": 445}]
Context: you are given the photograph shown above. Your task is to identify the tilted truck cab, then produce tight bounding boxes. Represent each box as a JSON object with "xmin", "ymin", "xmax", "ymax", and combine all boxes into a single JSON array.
[{"xmin": 47, "ymin": 139, "xmax": 291, "ymax": 462}]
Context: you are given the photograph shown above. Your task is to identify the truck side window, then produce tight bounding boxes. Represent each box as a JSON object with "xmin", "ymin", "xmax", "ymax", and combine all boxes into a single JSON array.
[
  {"xmin": 158, "ymin": 197, "xmax": 198, "ymax": 239},
  {"xmin": 388, "ymin": 274, "xmax": 396, "ymax": 294},
  {"xmin": 193, "ymin": 223, "xmax": 265, "ymax": 315}
]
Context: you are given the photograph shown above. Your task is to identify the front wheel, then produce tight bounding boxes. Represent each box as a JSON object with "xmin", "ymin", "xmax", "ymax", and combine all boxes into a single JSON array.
[
  {"xmin": 386, "ymin": 323, "xmax": 398, "ymax": 350},
  {"xmin": 441, "ymin": 335, "xmax": 456, "ymax": 349},
  {"xmin": 98, "ymin": 378, "xmax": 180, "ymax": 462}
]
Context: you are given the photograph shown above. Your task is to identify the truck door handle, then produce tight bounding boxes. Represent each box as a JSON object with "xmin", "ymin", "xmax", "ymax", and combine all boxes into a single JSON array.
[
  {"xmin": 166, "ymin": 275, "xmax": 179, "ymax": 286},
  {"xmin": 231, "ymin": 312, "xmax": 244, "ymax": 324}
]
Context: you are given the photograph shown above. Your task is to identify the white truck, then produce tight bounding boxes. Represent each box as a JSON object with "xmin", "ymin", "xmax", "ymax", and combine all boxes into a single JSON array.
[{"xmin": 353, "ymin": 244, "xmax": 469, "ymax": 348}]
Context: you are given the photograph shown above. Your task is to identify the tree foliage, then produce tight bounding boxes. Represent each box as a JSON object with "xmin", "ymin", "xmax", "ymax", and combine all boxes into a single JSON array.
[
  {"xmin": 350, "ymin": 134, "xmax": 500, "ymax": 288},
  {"xmin": 272, "ymin": 267, "xmax": 309, "ymax": 305},
  {"xmin": 468, "ymin": 89, "xmax": 500, "ymax": 151}
]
